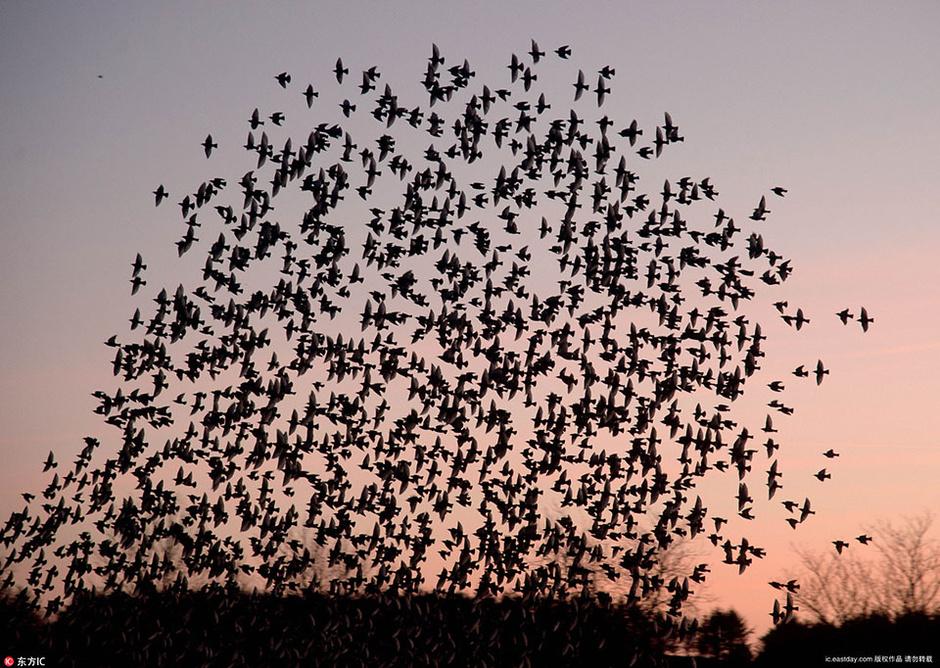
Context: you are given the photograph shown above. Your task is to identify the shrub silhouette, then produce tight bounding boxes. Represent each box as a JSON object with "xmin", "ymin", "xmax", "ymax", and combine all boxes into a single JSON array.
[
  {"xmin": 696, "ymin": 609, "xmax": 752, "ymax": 665},
  {"xmin": 756, "ymin": 612, "xmax": 940, "ymax": 664}
]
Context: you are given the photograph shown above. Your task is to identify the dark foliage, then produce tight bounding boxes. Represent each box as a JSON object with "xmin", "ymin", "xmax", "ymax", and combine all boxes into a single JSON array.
[
  {"xmin": 696, "ymin": 609, "xmax": 751, "ymax": 665},
  {"xmin": 756, "ymin": 613, "xmax": 940, "ymax": 664},
  {"xmin": 1, "ymin": 587, "xmax": 44, "ymax": 647},
  {"xmin": 2, "ymin": 588, "xmax": 678, "ymax": 667}
]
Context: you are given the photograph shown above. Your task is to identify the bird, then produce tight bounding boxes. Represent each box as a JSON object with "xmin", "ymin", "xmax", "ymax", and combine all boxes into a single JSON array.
[
  {"xmin": 340, "ymin": 99, "xmax": 356, "ymax": 117},
  {"xmin": 769, "ymin": 579, "xmax": 798, "ymax": 593},
  {"xmin": 836, "ymin": 308, "xmax": 853, "ymax": 324},
  {"xmin": 275, "ymin": 71, "xmax": 291, "ymax": 88},
  {"xmin": 751, "ymin": 195, "xmax": 770, "ymax": 221},
  {"xmin": 856, "ymin": 534, "xmax": 873, "ymax": 545},
  {"xmin": 618, "ymin": 120, "xmax": 642, "ymax": 146},
  {"xmin": 202, "ymin": 134, "xmax": 218, "ymax": 158},
  {"xmin": 858, "ymin": 307, "xmax": 874, "ymax": 332},
  {"xmin": 799, "ymin": 498, "xmax": 815, "ymax": 522},
  {"xmin": 130, "ymin": 254, "xmax": 146, "ymax": 294},
  {"xmin": 833, "ymin": 540, "xmax": 849, "ymax": 554},
  {"xmin": 303, "ymin": 85, "xmax": 318, "ymax": 108},
  {"xmin": 334, "ymin": 58, "xmax": 348, "ymax": 83},
  {"xmin": 573, "ymin": 70, "xmax": 588, "ymax": 101},
  {"xmin": 594, "ymin": 76, "xmax": 609, "ymax": 106},
  {"xmin": 528, "ymin": 39, "xmax": 544, "ymax": 63},
  {"xmin": 152, "ymin": 185, "xmax": 168, "ymax": 206},
  {"xmin": 781, "ymin": 308, "xmax": 809, "ymax": 330},
  {"xmin": 784, "ymin": 591, "xmax": 799, "ymax": 620},
  {"xmin": 132, "ymin": 252, "xmax": 145, "ymax": 273}
]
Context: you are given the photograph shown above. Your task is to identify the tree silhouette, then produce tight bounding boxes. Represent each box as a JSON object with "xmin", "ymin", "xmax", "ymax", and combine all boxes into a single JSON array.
[
  {"xmin": 695, "ymin": 608, "xmax": 752, "ymax": 665},
  {"xmin": 757, "ymin": 613, "xmax": 940, "ymax": 665},
  {"xmin": 873, "ymin": 512, "xmax": 940, "ymax": 616},
  {"xmin": 791, "ymin": 511, "xmax": 940, "ymax": 623},
  {"xmin": 789, "ymin": 549, "xmax": 876, "ymax": 625}
]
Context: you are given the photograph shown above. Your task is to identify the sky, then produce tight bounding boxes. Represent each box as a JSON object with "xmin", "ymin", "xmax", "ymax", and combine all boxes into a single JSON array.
[{"xmin": 2, "ymin": 0, "xmax": 940, "ymax": 640}]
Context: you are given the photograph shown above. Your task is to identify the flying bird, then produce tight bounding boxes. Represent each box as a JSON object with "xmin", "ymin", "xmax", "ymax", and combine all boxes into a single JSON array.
[
  {"xmin": 529, "ymin": 39, "xmax": 544, "ymax": 63},
  {"xmin": 573, "ymin": 70, "xmax": 588, "ymax": 101},
  {"xmin": 152, "ymin": 185, "xmax": 168, "ymax": 206},
  {"xmin": 303, "ymin": 84, "xmax": 318, "ymax": 108},
  {"xmin": 202, "ymin": 134, "xmax": 218, "ymax": 158},
  {"xmin": 334, "ymin": 58, "xmax": 348, "ymax": 83}
]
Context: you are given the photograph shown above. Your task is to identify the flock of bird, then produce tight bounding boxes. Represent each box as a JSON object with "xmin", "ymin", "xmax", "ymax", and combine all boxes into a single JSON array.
[{"xmin": 2, "ymin": 40, "xmax": 872, "ymax": 639}]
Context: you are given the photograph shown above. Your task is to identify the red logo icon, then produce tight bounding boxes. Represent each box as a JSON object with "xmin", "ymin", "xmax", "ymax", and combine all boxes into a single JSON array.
[{"xmin": 3, "ymin": 657, "xmax": 15, "ymax": 667}]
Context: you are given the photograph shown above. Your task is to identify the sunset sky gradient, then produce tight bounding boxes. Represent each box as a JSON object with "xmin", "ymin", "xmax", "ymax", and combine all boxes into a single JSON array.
[{"xmin": 2, "ymin": 1, "xmax": 939, "ymax": 637}]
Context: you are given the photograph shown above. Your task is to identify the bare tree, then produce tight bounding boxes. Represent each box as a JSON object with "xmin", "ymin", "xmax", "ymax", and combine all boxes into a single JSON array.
[
  {"xmin": 632, "ymin": 538, "xmax": 714, "ymax": 619},
  {"xmin": 527, "ymin": 530, "xmax": 712, "ymax": 617},
  {"xmin": 790, "ymin": 549, "xmax": 878, "ymax": 624},
  {"xmin": 791, "ymin": 511, "xmax": 940, "ymax": 624},
  {"xmin": 870, "ymin": 512, "xmax": 940, "ymax": 616}
]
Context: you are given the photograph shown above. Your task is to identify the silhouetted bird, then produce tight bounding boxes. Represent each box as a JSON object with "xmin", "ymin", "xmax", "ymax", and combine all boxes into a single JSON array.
[{"xmin": 202, "ymin": 134, "xmax": 217, "ymax": 158}]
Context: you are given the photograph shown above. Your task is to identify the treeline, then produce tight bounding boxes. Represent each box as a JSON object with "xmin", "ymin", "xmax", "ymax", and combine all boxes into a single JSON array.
[
  {"xmin": 2, "ymin": 587, "xmax": 679, "ymax": 667},
  {"xmin": 5, "ymin": 587, "xmax": 939, "ymax": 666},
  {"xmin": 756, "ymin": 613, "xmax": 940, "ymax": 664}
]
